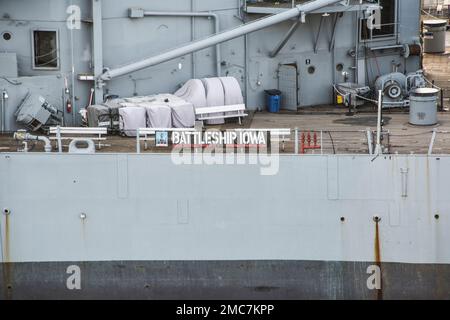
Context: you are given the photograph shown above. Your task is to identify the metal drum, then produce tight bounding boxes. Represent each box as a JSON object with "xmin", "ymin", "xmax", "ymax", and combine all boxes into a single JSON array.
[
  {"xmin": 409, "ymin": 88, "xmax": 439, "ymax": 126},
  {"xmin": 423, "ymin": 20, "xmax": 447, "ymax": 54}
]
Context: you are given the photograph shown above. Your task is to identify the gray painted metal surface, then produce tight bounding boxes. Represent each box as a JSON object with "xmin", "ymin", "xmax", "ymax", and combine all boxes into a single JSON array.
[
  {"xmin": 1, "ymin": 152, "xmax": 449, "ymax": 299},
  {"xmin": 0, "ymin": 53, "xmax": 18, "ymax": 78},
  {"xmin": 0, "ymin": 153, "xmax": 449, "ymax": 265}
]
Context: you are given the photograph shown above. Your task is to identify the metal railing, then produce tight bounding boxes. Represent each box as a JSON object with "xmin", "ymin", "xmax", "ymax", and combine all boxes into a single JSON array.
[{"xmin": 292, "ymin": 128, "xmax": 390, "ymax": 155}]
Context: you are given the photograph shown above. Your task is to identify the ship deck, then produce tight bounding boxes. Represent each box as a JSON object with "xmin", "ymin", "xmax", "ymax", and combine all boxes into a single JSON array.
[
  {"xmin": 2, "ymin": 107, "xmax": 450, "ymax": 155},
  {"xmin": 1, "ymin": 30, "xmax": 449, "ymax": 156}
]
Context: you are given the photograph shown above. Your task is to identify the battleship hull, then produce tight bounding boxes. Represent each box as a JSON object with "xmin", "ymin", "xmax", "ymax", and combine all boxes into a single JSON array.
[
  {"xmin": 1, "ymin": 153, "xmax": 449, "ymax": 299},
  {"xmin": 1, "ymin": 260, "xmax": 450, "ymax": 300}
]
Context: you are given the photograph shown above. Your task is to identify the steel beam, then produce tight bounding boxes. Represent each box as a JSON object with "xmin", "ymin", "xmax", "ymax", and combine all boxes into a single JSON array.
[
  {"xmin": 92, "ymin": 0, "xmax": 104, "ymax": 103},
  {"xmin": 269, "ymin": 19, "xmax": 301, "ymax": 58}
]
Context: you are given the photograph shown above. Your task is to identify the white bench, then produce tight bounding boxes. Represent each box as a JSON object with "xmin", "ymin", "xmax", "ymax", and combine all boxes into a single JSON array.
[
  {"xmin": 234, "ymin": 128, "xmax": 291, "ymax": 151},
  {"xmin": 136, "ymin": 128, "xmax": 196, "ymax": 153},
  {"xmin": 49, "ymin": 126, "xmax": 108, "ymax": 152},
  {"xmin": 195, "ymin": 104, "xmax": 248, "ymax": 125}
]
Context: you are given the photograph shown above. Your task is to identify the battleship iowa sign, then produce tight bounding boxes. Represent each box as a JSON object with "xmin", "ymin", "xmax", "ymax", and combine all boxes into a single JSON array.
[{"xmin": 172, "ymin": 130, "xmax": 268, "ymax": 146}]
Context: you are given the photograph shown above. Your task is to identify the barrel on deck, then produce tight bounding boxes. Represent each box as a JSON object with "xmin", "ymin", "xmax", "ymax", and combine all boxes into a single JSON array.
[
  {"xmin": 423, "ymin": 20, "xmax": 447, "ymax": 54},
  {"xmin": 409, "ymin": 88, "xmax": 439, "ymax": 126},
  {"xmin": 265, "ymin": 89, "xmax": 282, "ymax": 113}
]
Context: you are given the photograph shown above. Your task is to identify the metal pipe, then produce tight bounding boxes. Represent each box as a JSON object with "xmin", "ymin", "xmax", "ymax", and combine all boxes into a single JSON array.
[
  {"xmin": 141, "ymin": 11, "xmax": 221, "ymax": 77},
  {"xmin": 237, "ymin": 0, "xmax": 242, "ymax": 20},
  {"xmin": 70, "ymin": 0, "xmax": 76, "ymax": 125},
  {"xmin": 191, "ymin": 0, "xmax": 196, "ymax": 79},
  {"xmin": 375, "ymin": 90, "xmax": 383, "ymax": 155},
  {"xmin": 354, "ymin": 10, "xmax": 360, "ymax": 84},
  {"xmin": 100, "ymin": 0, "xmax": 344, "ymax": 81},
  {"xmin": 370, "ymin": 44, "xmax": 404, "ymax": 51},
  {"xmin": 1, "ymin": 91, "xmax": 6, "ymax": 133},
  {"xmin": 269, "ymin": 19, "xmax": 301, "ymax": 58},
  {"xmin": 244, "ymin": 33, "xmax": 249, "ymax": 106},
  {"xmin": 93, "ymin": 0, "xmax": 104, "ymax": 103},
  {"xmin": 14, "ymin": 131, "xmax": 52, "ymax": 153}
]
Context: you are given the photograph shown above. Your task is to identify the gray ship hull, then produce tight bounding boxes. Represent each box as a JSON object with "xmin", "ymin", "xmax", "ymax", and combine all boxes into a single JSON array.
[
  {"xmin": 1, "ymin": 260, "xmax": 449, "ymax": 300},
  {"xmin": 1, "ymin": 153, "xmax": 450, "ymax": 299}
]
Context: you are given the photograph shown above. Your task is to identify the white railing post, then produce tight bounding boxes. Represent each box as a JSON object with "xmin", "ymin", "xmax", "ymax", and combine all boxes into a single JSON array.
[
  {"xmin": 56, "ymin": 125, "xmax": 62, "ymax": 153},
  {"xmin": 374, "ymin": 90, "xmax": 383, "ymax": 155},
  {"xmin": 136, "ymin": 128, "xmax": 141, "ymax": 154},
  {"xmin": 366, "ymin": 128, "xmax": 373, "ymax": 155},
  {"xmin": 428, "ymin": 129, "xmax": 438, "ymax": 156}
]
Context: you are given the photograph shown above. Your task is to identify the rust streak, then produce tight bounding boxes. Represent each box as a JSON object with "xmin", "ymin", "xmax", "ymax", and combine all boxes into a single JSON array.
[
  {"xmin": 2, "ymin": 214, "xmax": 13, "ymax": 299},
  {"xmin": 4, "ymin": 214, "xmax": 10, "ymax": 262},
  {"xmin": 374, "ymin": 220, "xmax": 383, "ymax": 300}
]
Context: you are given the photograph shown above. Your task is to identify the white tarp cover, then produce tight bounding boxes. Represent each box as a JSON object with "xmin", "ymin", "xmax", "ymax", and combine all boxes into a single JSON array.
[
  {"xmin": 220, "ymin": 77, "xmax": 244, "ymax": 105},
  {"xmin": 119, "ymin": 106, "xmax": 147, "ymax": 136},
  {"xmin": 202, "ymin": 77, "xmax": 225, "ymax": 125},
  {"xmin": 145, "ymin": 94, "xmax": 195, "ymax": 128},
  {"xmin": 220, "ymin": 77, "xmax": 245, "ymax": 117},
  {"xmin": 174, "ymin": 79, "xmax": 207, "ymax": 109},
  {"xmin": 144, "ymin": 104, "xmax": 172, "ymax": 128},
  {"xmin": 166, "ymin": 98, "xmax": 195, "ymax": 128},
  {"xmin": 120, "ymin": 94, "xmax": 195, "ymax": 129}
]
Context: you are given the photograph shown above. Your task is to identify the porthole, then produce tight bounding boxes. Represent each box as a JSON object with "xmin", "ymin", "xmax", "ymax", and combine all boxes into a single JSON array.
[
  {"xmin": 336, "ymin": 63, "xmax": 344, "ymax": 72},
  {"xmin": 2, "ymin": 32, "xmax": 12, "ymax": 41},
  {"xmin": 307, "ymin": 66, "xmax": 316, "ymax": 74}
]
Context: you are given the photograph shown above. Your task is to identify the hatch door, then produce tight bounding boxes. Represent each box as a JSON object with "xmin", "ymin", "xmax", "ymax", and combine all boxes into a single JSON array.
[{"xmin": 278, "ymin": 63, "xmax": 299, "ymax": 111}]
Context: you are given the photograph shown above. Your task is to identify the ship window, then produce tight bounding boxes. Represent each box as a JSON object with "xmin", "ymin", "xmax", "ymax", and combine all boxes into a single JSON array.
[
  {"xmin": 2, "ymin": 32, "xmax": 12, "ymax": 41},
  {"xmin": 308, "ymin": 66, "xmax": 316, "ymax": 74},
  {"xmin": 32, "ymin": 30, "xmax": 59, "ymax": 70},
  {"xmin": 360, "ymin": 0, "xmax": 397, "ymax": 41},
  {"xmin": 373, "ymin": 0, "xmax": 396, "ymax": 38}
]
